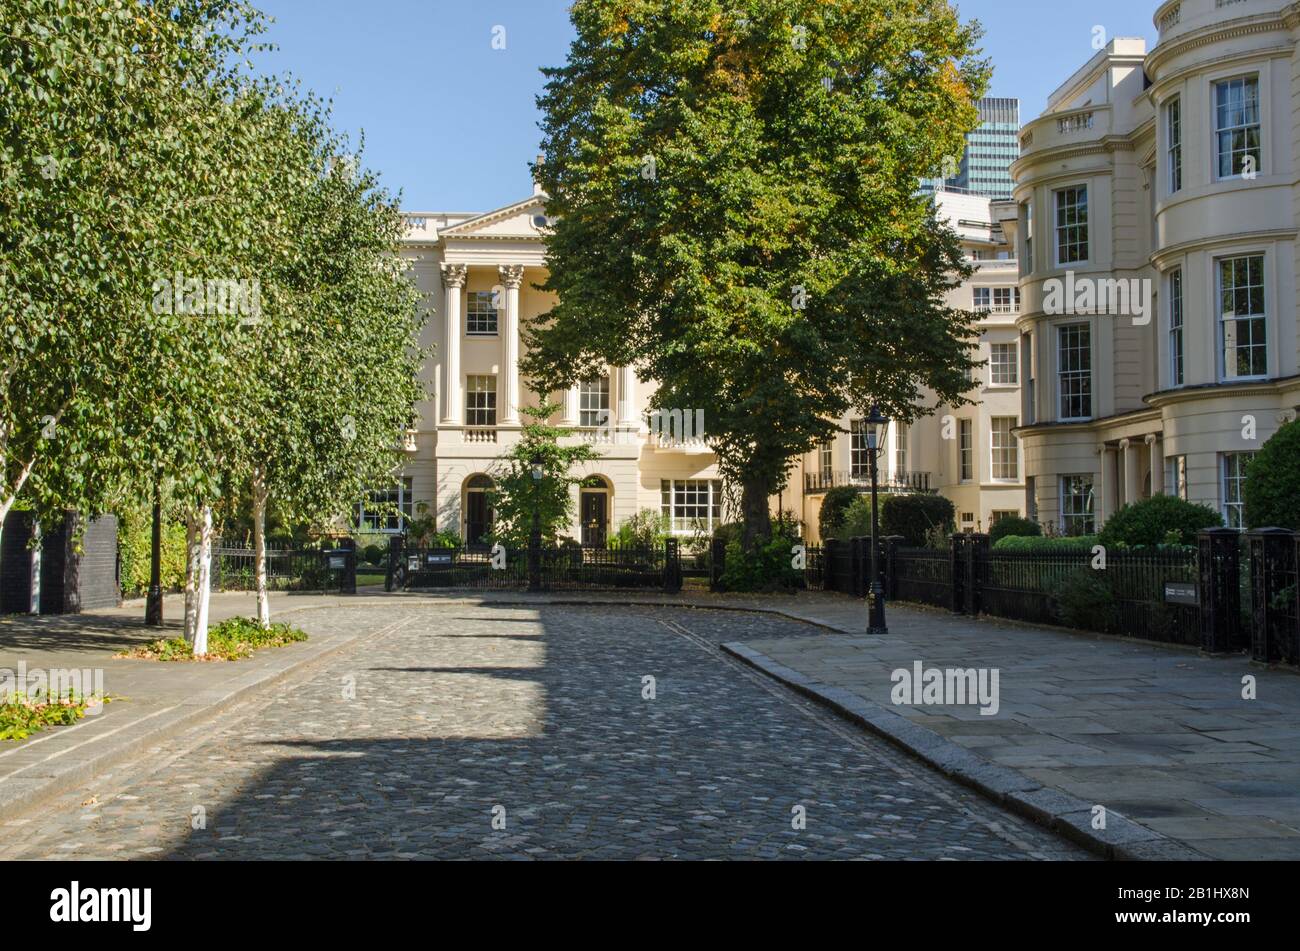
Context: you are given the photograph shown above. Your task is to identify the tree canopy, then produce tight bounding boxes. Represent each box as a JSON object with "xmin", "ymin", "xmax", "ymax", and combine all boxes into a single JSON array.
[{"xmin": 525, "ymin": 0, "xmax": 989, "ymax": 544}]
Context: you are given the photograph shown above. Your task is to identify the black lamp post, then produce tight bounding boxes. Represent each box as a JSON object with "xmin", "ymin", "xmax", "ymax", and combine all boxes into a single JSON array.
[
  {"xmin": 865, "ymin": 405, "xmax": 890, "ymax": 636},
  {"xmin": 528, "ymin": 453, "xmax": 543, "ymax": 592},
  {"xmin": 145, "ymin": 476, "xmax": 164, "ymax": 626}
]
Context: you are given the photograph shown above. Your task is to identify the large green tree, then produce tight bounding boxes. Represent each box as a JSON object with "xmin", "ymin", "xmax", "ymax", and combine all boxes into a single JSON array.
[
  {"xmin": 525, "ymin": 0, "xmax": 988, "ymax": 546},
  {"xmin": 0, "ymin": 0, "xmax": 259, "ymax": 534}
]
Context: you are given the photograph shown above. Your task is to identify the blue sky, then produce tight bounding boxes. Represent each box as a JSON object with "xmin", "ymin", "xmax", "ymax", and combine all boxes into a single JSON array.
[{"xmin": 255, "ymin": 0, "xmax": 1159, "ymax": 212}]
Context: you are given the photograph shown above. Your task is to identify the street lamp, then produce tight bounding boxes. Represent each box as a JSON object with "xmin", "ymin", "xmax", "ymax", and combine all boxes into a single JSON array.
[
  {"xmin": 864, "ymin": 404, "xmax": 890, "ymax": 636},
  {"xmin": 145, "ymin": 475, "xmax": 163, "ymax": 627},
  {"xmin": 528, "ymin": 452, "xmax": 543, "ymax": 592}
]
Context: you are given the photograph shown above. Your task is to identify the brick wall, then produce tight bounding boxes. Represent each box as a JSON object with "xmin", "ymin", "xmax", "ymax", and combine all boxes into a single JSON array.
[
  {"xmin": 0, "ymin": 511, "xmax": 38, "ymax": 614},
  {"xmin": 39, "ymin": 513, "xmax": 121, "ymax": 614}
]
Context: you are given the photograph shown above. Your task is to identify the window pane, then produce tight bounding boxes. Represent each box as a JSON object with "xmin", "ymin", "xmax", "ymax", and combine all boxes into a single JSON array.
[
  {"xmin": 466, "ymin": 290, "xmax": 499, "ymax": 335},
  {"xmin": 1058, "ymin": 324, "xmax": 1092, "ymax": 419},
  {"xmin": 1218, "ymin": 255, "xmax": 1267, "ymax": 379}
]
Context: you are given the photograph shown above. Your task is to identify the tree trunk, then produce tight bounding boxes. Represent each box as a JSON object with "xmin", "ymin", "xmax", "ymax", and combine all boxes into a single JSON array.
[
  {"xmin": 252, "ymin": 475, "xmax": 270, "ymax": 628},
  {"xmin": 192, "ymin": 506, "xmax": 214, "ymax": 656},
  {"xmin": 741, "ymin": 476, "xmax": 773, "ymax": 551},
  {"xmin": 183, "ymin": 514, "xmax": 199, "ymax": 643}
]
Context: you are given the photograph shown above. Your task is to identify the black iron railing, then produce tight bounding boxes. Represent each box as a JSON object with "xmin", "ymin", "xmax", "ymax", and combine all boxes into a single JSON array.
[
  {"xmin": 388, "ymin": 539, "xmax": 682, "ymax": 593},
  {"xmin": 804, "ymin": 471, "xmax": 932, "ymax": 494}
]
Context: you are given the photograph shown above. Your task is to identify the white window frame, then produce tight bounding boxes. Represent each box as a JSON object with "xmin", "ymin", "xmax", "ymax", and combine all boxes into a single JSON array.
[
  {"xmin": 660, "ymin": 479, "xmax": 724, "ymax": 535},
  {"xmin": 1216, "ymin": 254, "xmax": 1267, "ymax": 382},
  {"xmin": 579, "ymin": 376, "xmax": 610, "ymax": 428},
  {"xmin": 1166, "ymin": 96, "xmax": 1182, "ymax": 194},
  {"xmin": 1221, "ymin": 453, "xmax": 1255, "ymax": 529},
  {"xmin": 894, "ymin": 423, "xmax": 908, "ymax": 477},
  {"xmin": 1214, "ymin": 75, "xmax": 1261, "ymax": 182},
  {"xmin": 1168, "ymin": 268, "xmax": 1185, "ymax": 387},
  {"xmin": 466, "ymin": 290, "xmax": 499, "ymax": 336},
  {"xmin": 1165, "ymin": 455, "xmax": 1188, "ymax": 500},
  {"xmin": 819, "ymin": 440, "xmax": 834, "ymax": 481},
  {"xmin": 1053, "ymin": 185, "xmax": 1089, "ymax": 267},
  {"xmin": 990, "ymin": 417, "xmax": 1019, "ymax": 482},
  {"xmin": 958, "ymin": 419, "xmax": 974, "ymax": 483},
  {"xmin": 465, "ymin": 375, "xmax": 497, "ymax": 427},
  {"xmin": 1059, "ymin": 475, "xmax": 1096, "ymax": 536},
  {"xmin": 1023, "ymin": 200, "xmax": 1034, "ymax": 274},
  {"xmin": 989, "ymin": 342, "xmax": 1018, "ymax": 386},
  {"xmin": 850, "ymin": 419, "xmax": 869, "ymax": 478},
  {"xmin": 1057, "ymin": 323, "xmax": 1093, "ymax": 421},
  {"xmin": 357, "ymin": 477, "xmax": 415, "ymax": 534}
]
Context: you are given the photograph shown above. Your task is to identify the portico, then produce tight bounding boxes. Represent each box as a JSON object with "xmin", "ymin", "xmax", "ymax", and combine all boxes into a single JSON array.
[{"xmin": 395, "ymin": 190, "xmax": 722, "ymax": 545}]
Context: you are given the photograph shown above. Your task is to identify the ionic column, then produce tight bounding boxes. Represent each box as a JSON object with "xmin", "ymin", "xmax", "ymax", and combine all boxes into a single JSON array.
[
  {"xmin": 499, "ymin": 265, "xmax": 524, "ymax": 426},
  {"xmin": 1099, "ymin": 445, "xmax": 1120, "ymax": 522},
  {"xmin": 1120, "ymin": 438, "xmax": 1140, "ymax": 508},
  {"xmin": 617, "ymin": 365, "xmax": 637, "ymax": 427},
  {"xmin": 440, "ymin": 264, "xmax": 468, "ymax": 424},
  {"xmin": 562, "ymin": 386, "xmax": 580, "ymax": 426},
  {"xmin": 1146, "ymin": 433, "xmax": 1161, "ymax": 496}
]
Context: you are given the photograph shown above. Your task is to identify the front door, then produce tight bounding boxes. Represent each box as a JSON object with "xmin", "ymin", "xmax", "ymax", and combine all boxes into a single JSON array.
[
  {"xmin": 580, "ymin": 491, "xmax": 608, "ymax": 548},
  {"xmin": 466, "ymin": 492, "xmax": 491, "ymax": 548}
]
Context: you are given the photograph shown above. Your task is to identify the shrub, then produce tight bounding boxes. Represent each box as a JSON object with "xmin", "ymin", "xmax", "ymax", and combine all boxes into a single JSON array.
[
  {"xmin": 880, "ymin": 494, "xmax": 955, "ymax": 547},
  {"xmin": 818, "ymin": 486, "xmax": 860, "ymax": 541},
  {"xmin": 117, "ymin": 508, "xmax": 187, "ymax": 597},
  {"xmin": 989, "ymin": 516, "xmax": 1041, "ymax": 545},
  {"xmin": 1098, "ymin": 495, "xmax": 1222, "ymax": 549},
  {"xmin": 712, "ymin": 522, "xmax": 744, "ymax": 545},
  {"xmin": 994, "ymin": 534, "xmax": 1100, "ymax": 552},
  {"xmin": 1244, "ymin": 420, "xmax": 1300, "ymax": 530},
  {"xmin": 615, "ymin": 509, "xmax": 671, "ymax": 548},
  {"xmin": 0, "ymin": 693, "xmax": 98, "ymax": 741},
  {"xmin": 121, "ymin": 617, "xmax": 309, "ymax": 662},
  {"xmin": 718, "ymin": 535, "xmax": 802, "ymax": 593},
  {"xmin": 831, "ymin": 496, "xmax": 873, "ymax": 541},
  {"xmin": 1054, "ymin": 569, "xmax": 1116, "ymax": 632}
]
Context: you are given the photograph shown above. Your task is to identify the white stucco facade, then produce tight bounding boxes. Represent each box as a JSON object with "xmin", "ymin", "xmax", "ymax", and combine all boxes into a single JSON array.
[
  {"xmin": 394, "ymin": 193, "xmax": 722, "ymax": 545},
  {"xmin": 1009, "ymin": 1, "xmax": 1300, "ymax": 535}
]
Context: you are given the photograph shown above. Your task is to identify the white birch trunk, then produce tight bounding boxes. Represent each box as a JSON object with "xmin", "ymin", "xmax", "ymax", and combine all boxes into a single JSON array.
[
  {"xmin": 252, "ymin": 475, "xmax": 270, "ymax": 628},
  {"xmin": 183, "ymin": 514, "xmax": 199, "ymax": 644},
  {"xmin": 192, "ymin": 506, "xmax": 214, "ymax": 656}
]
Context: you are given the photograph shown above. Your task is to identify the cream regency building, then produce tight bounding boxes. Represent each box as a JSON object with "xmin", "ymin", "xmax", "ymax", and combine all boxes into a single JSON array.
[
  {"xmin": 382, "ymin": 184, "xmax": 724, "ymax": 547},
  {"xmin": 383, "ymin": 177, "xmax": 1034, "ymax": 546},
  {"xmin": 792, "ymin": 189, "xmax": 1028, "ymax": 540},
  {"xmin": 1006, "ymin": 1, "xmax": 1300, "ymax": 537}
]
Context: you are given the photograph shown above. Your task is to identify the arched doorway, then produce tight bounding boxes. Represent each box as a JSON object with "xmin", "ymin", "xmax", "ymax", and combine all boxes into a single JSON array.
[
  {"xmin": 463, "ymin": 474, "xmax": 494, "ymax": 548},
  {"xmin": 579, "ymin": 475, "xmax": 612, "ymax": 548}
]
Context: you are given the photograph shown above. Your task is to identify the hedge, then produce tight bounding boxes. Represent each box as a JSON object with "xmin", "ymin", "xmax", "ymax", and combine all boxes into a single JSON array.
[
  {"xmin": 1244, "ymin": 420, "xmax": 1300, "ymax": 530},
  {"xmin": 1098, "ymin": 495, "xmax": 1222, "ymax": 548}
]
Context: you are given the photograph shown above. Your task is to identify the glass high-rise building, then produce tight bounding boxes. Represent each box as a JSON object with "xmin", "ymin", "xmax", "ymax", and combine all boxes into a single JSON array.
[{"xmin": 920, "ymin": 98, "xmax": 1021, "ymax": 199}]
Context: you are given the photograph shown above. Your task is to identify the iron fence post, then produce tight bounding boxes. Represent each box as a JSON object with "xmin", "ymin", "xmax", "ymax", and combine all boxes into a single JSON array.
[
  {"xmin": 884, "ymin": 536, "xmax": 904, "ymax": 601},
  {"xmin": 824, "ymin": 538, "xmax": 839, "ymax": 593},
  {"xmin": 528, "ymin": 529, "xmax": 542, "ymax": 593},
  {"xmin": 664, "ymin": 539, "xmax": 680, "ymax": 594},
  {"xmin": 850, "ymin": 537, "xmax": 866, "ymax": 599},
  {"xmin": 1248, "ymin": 528, "xmax": 1294, "ymax": 665},
  {"xmin": 1198, "ymin": 528, "xmax": 1240, "ymax": 655},
  {"xmin": 967, "ymin": 533, "xmax": 990, "ymax": 616},
  {"xmin": 386, "ymin": 535, "xmax": 403, "ymax": 593},
  {"xmin": 949, "ymin": 534, "xmax": 966, "ymax": 614}
]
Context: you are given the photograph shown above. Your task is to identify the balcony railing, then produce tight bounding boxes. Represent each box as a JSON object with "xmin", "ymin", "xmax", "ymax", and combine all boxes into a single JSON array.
[
  {"xmin": 805, "ymin": 470, "xmax": 933, "ymax": 495},
  {"xmin": 465, "ymin": 428, "xmax": 498, "ymax": 444}
]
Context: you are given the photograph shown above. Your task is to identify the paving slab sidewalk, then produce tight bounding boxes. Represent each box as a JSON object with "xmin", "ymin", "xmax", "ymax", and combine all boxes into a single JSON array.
[
  {"xmin": 0, "ymin": 592, "xmax": 396, "ymax": 823},
  {"xmin": 687, "ymin": 592, "xmax": 1300, "ymax": 861}
]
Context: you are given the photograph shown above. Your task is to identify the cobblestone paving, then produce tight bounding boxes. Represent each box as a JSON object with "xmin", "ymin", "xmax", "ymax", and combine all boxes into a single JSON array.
[{"xmin": 0, "ymin": 604, "xmax": 1086, "ymax": 860}]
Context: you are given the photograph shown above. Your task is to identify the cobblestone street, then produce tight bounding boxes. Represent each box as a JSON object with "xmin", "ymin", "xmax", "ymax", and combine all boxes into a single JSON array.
[{"xmin": 1, "ymin": 604, "xmax": 1084, "ymax": 860}]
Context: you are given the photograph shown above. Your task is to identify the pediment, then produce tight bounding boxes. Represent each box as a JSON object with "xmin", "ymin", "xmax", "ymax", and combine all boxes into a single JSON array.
[{"xmin": 440, "ymin": 195, "xmax": 550, "ymax": 241}]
